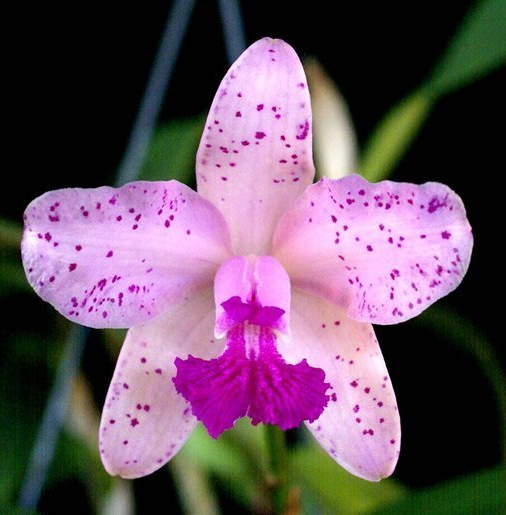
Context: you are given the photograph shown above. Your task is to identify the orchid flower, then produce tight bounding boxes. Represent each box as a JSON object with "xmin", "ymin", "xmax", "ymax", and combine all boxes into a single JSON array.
[{"xmin": 21, "ymin": 38, "xmax": 473, "ymax": 482}]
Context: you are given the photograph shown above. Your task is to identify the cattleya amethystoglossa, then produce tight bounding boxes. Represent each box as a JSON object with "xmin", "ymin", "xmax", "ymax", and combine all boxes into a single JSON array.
[{"xmin": 22, "ymin": 38, "xmax": 473, "ymax": 481}]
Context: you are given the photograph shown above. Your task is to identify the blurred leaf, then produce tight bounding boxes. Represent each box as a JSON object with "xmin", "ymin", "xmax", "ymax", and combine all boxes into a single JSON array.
[
  {"xmin": 0, "ymin": 506, "xmax": 37, "ymax": 515},
  {"xmin": 176, "ymin": 421, "xmax": 269, "ymax": 511},
  {"xmin": 0, "ymin": 259, "xmax": 29, "ymax": 295},
  {"xmin": 371, "ymin": 466, "xmax": 505, "ymax": 515},
  {"xmin": 428, "ymin": 0, "xmax": 506, "ymax": 96},
  {"xmin": 0, "ymin": 331, "xmax": 114, "ymax": 511},
  {"xmin": 359, "ymin": 90, "xmax": 433, "ymax": 182},
  {"xmin": 171, "ymin": 452, "xmax": 220, "ymax": 515},
  {"xmin": 416, "ymin": 305, "xmax": 506, "ymax": 463},
  {"xmin": 0, "ymin": 218, "xmax": 22, "ymax": 248},
  {"xmin": 139, "ymin": 117, "xmax": 204, "ymax": 184},
  {"xmin": 48, "ymin": 429, "xmax": 113, "ymax": 508},
  {"xmin": 360, "ymin": 0, "xmax": 504, "ymax": 182},
  {"xmin": 0, "ymin": 334, "xmax": 51, "ymax": 507},
  {"xmin": 290, "ymin": 443, "xmax": 406, "ymax": 514}
]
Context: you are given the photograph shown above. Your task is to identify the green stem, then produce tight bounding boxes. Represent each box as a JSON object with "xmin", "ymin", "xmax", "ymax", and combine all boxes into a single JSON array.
[{"xmin": 265, "ymin": 425, "xmax": 289, "ymax": 514}]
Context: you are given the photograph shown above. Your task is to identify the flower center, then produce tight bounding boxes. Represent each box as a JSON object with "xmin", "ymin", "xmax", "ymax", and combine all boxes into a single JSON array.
[{"xmin": 173, "ymin": 256, "xmax": 330, "ymax": 438}]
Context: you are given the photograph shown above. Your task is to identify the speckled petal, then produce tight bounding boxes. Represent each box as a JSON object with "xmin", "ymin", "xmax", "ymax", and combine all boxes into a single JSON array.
[
  {"xmin": 196, "ymin": 37, "xmax": 315, "ymax": 255},
  {"xmin": 273, "ymin": 175, "xmax": 473, "ymax": 324},
  {"xmin": 99, "ymin": 289, "xmax": 222, "ymax": 478},
  {"xmin": 22, "ymin": 181, "xmax": 231, "ymax": 328},
  {"xmin": 278, "ymin": 289, "xmax": 400, "ymax": 481}
]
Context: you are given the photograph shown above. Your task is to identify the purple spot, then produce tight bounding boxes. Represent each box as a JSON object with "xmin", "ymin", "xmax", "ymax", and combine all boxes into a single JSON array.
[
  {"xmin": 75, "ymin": 245, "xmax": 82, "ymax": 251},
  {"xmin": 106, "ymin": 250, "xmax": 113, "ymax": 258},
  {"xmin": 428, "ymin": 196, "xmax": 447, "ymax": 213},
  {"xmin": 256, "ymin": 104, "xmax": 264, "ymax": 111},
  {"xmin": 255, "ymin": 132, "xmax": 266, "ymax": 139},
  {"xmin": 296, "ymin": 120, "xmax": 310, "ymax": 140},
  {"xmin": 131, "ymin": 418, "xmax": 139, "ymax": 427},
  {"xmin": 235, "ymin": 111, "xmax": 242, "ymax": 117},
  {"xmin": 441, "ymin": 230, "xmax": 451, "ymax": 239},
  {"xmin": 69, "ymin": 263, "xmax": 77, "ymax": 272}
]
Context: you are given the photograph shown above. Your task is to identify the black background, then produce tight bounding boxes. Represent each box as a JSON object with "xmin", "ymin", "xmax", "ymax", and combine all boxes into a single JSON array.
[{"xmin": 6, "ymin": 0, "xmax": 504, "ymax": 511}]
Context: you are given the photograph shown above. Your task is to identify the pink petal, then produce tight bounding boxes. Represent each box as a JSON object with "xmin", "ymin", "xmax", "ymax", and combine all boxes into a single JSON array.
[
  {"xmin": 196, "ymin": 37, "xmax": 315, "ymax": 255},
  {"xmin": 279, "ymin": 289, "xmax": 400, "ymax": 481},
  {"xmin": 273, "ymin": 175, "xmax": 473, "ymax": 324},
  {"xmin": 99, "ymin": 289, "xmax": 222, "ymax": 478},
  {"xmin": 22, "ymin": 181, "xmax": 231, "ymax": 328}
]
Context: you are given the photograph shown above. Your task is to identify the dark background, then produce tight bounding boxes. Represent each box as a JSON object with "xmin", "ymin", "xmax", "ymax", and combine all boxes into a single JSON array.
[{"xmin": 5, "ymin": 0, "xmax": 504, "ymax": 511}]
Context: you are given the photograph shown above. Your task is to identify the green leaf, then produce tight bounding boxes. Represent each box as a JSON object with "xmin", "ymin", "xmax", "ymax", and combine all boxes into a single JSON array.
[
  {"xmin": 371, "ymin": 467, "xmax": 505, "ymax": 515},
  {"xmin": 415, "ymin": 305, "xmax": 506, "ymax": 462},
  {"xmin": 0, "ymin": 259, "xmax": 30, "ymax": 295},
  {"xmin": 428, "ymin": 0, "xmax": 506, "ymax": 96},
  {"xmin": 0, "ymin": 218, "xmax": 22, "ymax": 248},
  {"xmin": 48, "ymin": 429, "xmax": 113, "ymax": 511},
  {"xmin": 139, "ymin": 117, "xmax": 204, "ymax": 184},
  {"xmin": 359, "ymin": 0, "xmax": 505, "ymax": 182},
  {"xmin": 359, "ymin": 90, "xmax": 433, "ymax": 182},
  {"xmin": 0, "ymin": 334, "xmax": 52, "ymax": 507},
  {"xmin": 290, "ymin": 443, "xmax": 406, "ymax": 514},
  {"xmin": 176, "ymin": 421, "xmax": 269, "ymax": 511}
]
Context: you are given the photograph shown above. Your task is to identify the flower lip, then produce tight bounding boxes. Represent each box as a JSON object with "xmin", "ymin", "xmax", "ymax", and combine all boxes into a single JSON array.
[
  {"xmin": 173, "ymin": 323, "xmax": 330, "ymax": 438},
  {"xmin": 214, "ymin": 255, "xmax": 291, "ymax": 339},
  {"xmin": 221, "ymin": 296, "xmax": 285, "ymax": 328}
]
